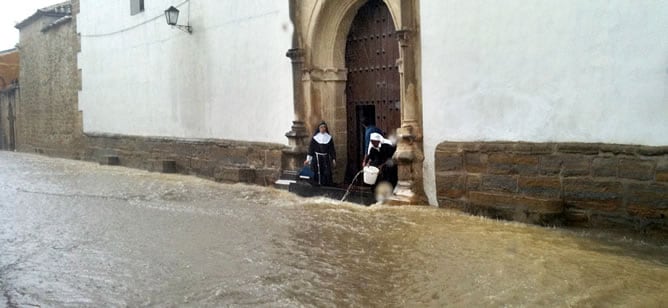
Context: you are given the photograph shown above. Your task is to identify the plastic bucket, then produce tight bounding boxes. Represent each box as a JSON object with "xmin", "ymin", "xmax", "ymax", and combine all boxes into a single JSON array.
[{"xmin": 363, "ymin": 166, "xmax": 379, "ymax": 185}]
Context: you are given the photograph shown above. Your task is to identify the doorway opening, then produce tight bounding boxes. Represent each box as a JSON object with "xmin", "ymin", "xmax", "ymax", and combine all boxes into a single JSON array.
[{"xmin": 344, "ymin": 0, "xmax": 400, "ymax": 183}]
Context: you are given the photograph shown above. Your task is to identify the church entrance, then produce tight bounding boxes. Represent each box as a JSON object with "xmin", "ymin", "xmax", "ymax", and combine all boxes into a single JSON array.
[{"xmin": 344, "ymin": 0, "xmax": 400, "ymax": 183}]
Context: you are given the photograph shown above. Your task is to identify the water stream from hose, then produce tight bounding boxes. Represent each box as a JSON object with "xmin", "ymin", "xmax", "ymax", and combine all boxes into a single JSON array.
[{"xmin": 341, "ymin": 169, "xmax": 364, "ymax": 202}]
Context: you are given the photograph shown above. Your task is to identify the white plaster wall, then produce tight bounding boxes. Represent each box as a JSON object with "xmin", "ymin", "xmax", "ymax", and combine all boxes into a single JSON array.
[
  {"xmin": 78, "ymin": 0, "xmax": 294, "ymax": 143},
  {"xmin": 421, "ymin": 0, "xmax": 668, "ymax": 204}
]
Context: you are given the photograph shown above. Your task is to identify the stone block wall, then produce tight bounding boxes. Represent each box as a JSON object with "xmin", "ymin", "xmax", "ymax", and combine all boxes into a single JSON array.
[
  {"xmin": 85, "ymin": 133, "xmax": 285, "ymax": 186},
  {"xmin": 16, "ymin": 12, "xmax": 84, "ymax": 159},
  {"xmin": 435, "ymin": 142, "xmax": 668, "ymax": 233}
]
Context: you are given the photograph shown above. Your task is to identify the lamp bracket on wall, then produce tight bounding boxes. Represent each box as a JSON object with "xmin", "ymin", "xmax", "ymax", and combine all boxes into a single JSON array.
[{"xmin": 164, "ymin": 4, "xmax": 192, "ymax": 34}]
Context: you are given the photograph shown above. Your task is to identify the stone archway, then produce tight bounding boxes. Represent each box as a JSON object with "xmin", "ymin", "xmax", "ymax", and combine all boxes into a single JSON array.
[{"xmin": 284, "ymin": 0, "xmax": 425, "ymax": 204}]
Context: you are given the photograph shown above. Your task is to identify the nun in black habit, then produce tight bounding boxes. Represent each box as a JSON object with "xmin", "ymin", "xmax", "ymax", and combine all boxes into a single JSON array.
[{"xmin": 303, "ymin": 121, "xmax": 337, "ymax": 186}]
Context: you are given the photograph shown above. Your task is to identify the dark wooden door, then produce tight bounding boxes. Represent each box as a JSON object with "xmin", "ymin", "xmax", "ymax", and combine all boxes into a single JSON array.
[{"xmin": 344, "ymin": 0, "xmax": 400, "ymax": 182}]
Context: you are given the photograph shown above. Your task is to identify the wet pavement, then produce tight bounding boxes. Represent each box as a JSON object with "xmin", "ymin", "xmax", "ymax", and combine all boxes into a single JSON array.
[{"xmin": 1, "ymin": 151, "xmax": 667, "ymax": 307}]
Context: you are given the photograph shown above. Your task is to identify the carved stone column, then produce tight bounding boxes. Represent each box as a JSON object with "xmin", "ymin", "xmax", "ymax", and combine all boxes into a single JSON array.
[
  {"xmin": 282, "ymin": 48, "xmax": 309, "ymax": 174},
  {"xmin": 391, "ymin": 28, "xmax": 426, "ymax": 204}
]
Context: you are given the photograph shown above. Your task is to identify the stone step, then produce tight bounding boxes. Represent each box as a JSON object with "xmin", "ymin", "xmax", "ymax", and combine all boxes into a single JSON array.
[
  {"xmin": 384, "ymin": 182, "xmax": 423, "ymax": 206},
  {"xmin": 280, "ymin": 170, "xmax": 299, "ymax": 181},
  {"xmin": 274, "ymin": 179, "xmax": 296, "ymax": 190},
  {"xmin": 384, "ymin": 194, "xmax": 420, "ymax": 206}
]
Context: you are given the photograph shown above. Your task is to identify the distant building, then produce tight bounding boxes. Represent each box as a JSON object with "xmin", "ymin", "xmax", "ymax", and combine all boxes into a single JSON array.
[
  {"xmin": 0, "ymin": 48, "xmax": 19, "ymax": 90},
  {"xmin": 0, "ymin": 48, "xmax": 20, "ymax": 150},
  {"xmin": 14, "ymin": 1, "xmax": 84, "ymax": 158}
]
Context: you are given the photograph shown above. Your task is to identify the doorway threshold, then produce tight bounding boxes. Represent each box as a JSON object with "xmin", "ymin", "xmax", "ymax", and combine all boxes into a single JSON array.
[{"xmin": 288, "ymin": 180, "xmax": 375, "ymax": 205}]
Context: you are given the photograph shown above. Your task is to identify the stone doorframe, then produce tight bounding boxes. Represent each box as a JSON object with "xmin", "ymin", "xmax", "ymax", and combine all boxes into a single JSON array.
[{"xmin": 283, "ymin": 0, "xmax": 425, "ymax": 204}]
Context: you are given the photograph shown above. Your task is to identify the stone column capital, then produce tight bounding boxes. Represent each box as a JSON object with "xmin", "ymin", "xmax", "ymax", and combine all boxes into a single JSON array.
[{"xmin": 395, "ymin": 28, "xmax": 412, "ymax": 47}]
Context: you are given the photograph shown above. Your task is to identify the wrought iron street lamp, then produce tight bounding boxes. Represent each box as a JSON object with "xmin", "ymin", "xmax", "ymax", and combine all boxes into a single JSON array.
[{"xmin": 164, "ymin": 6, "xmax": 192, "ymax": 34}]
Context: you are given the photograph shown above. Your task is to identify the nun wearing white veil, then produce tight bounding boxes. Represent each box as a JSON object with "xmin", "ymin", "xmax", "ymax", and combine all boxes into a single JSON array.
[{"xmin": 304, "ymin": 121, "xmax": 337, "ymax": 186}]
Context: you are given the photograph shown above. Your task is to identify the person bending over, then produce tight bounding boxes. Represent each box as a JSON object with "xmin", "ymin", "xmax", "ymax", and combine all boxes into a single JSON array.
[{"xmin": 363, "ymin": 132, "xmax": 398, "ymax": 192}]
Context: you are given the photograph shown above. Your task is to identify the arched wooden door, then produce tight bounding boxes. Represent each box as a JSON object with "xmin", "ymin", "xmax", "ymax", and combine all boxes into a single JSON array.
[{"xmin": 344, "ymin": 0, "xmax": 400, "ymax": 182}]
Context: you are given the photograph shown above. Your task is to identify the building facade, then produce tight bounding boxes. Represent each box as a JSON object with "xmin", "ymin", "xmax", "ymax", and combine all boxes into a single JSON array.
[
  {"xmin": 76, "ymin": 0, "xmax": 293, "ymax": 182},
  {"xmin": 421, "ymin": 1, "xmax": 668, "ymax": 230},
  {"xmin": 14, "ymin": 1, "xmax": 84, "ymax": 158},
  {"xmin": 12, "ymin": 0, "xmax": 662, "ymax": 231}
]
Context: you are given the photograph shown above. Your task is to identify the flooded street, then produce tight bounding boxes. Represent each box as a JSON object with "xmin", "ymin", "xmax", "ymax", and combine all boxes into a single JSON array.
[{"xmin": 1, "ymin": 152, "xmax": 666, "ymax": 307}]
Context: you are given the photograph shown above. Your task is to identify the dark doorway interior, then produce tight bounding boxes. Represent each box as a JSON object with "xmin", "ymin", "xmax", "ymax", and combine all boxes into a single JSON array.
[
  {"xmin": 8, "ymin": 99, "xmax": 15, "ymax": 151},
  {"xmin": 345, "ymin": 105, "xmax": 375, "ymax": 182},
  {"xmin": 1, "ymin": 88, "xmax": 17, "ymax": 151},
  {"xmin": 344, "ymin": 0, "xmax": 400, "ymax": 183}
]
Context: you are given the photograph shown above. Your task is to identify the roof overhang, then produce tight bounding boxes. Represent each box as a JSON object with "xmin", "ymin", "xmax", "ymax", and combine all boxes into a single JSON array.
[{"xmin": 15, "ymin": 1, "xmax": 72, "ymax": 30}]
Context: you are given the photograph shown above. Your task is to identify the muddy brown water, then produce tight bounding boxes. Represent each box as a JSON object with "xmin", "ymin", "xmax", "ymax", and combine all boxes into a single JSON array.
[{"xmin": 1, "ymin": 152, "xmax": 666, "ymax": 307}]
